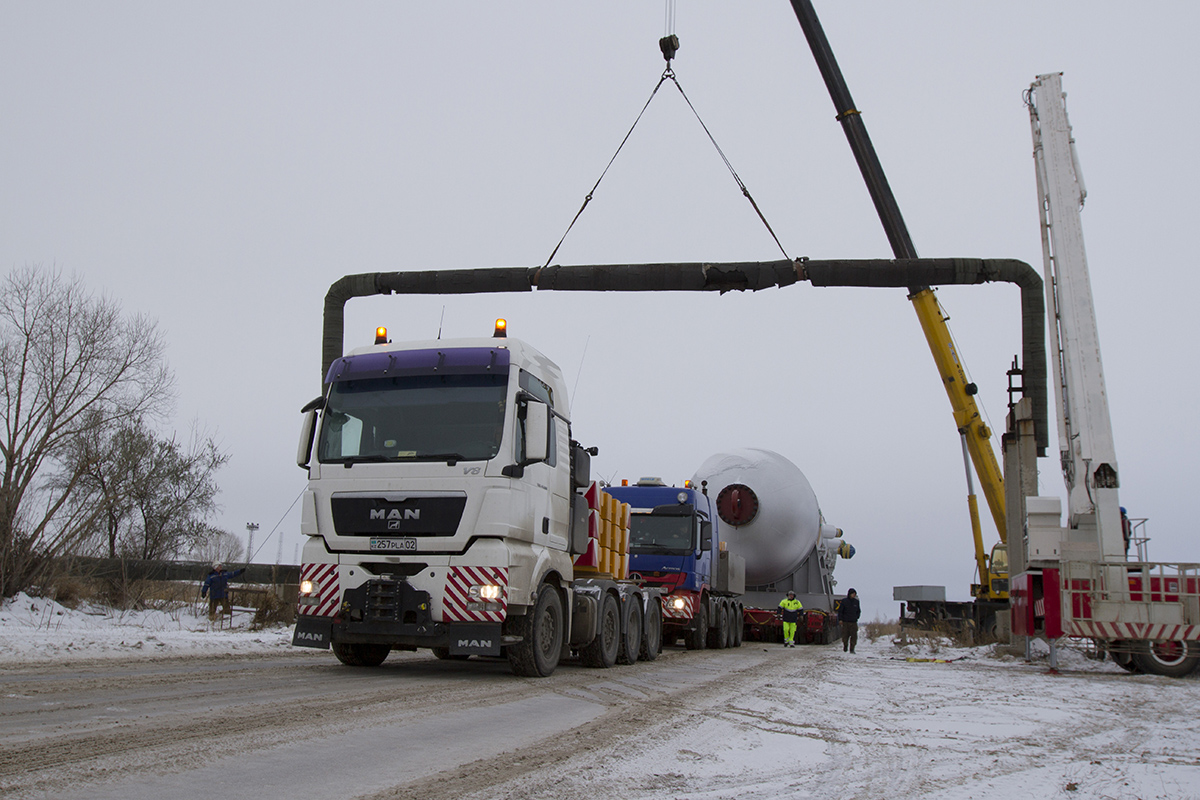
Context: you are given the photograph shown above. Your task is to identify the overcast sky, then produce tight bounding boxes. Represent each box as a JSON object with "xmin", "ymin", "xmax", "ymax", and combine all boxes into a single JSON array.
[{"xmin": 3, "ymin": 2, "xmax": 1197, "ymax": 620}]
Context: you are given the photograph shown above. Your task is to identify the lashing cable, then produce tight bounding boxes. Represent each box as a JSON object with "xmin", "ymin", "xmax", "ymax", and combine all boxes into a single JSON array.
[{"xmin": 542, "ymin": 31, "xmax": 790, "ymax": 267}]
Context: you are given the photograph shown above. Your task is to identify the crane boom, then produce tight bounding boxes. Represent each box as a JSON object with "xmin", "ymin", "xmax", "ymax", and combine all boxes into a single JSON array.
[
  {"xmin": 788, "ymin": 0, "xmax": 1008, "ymax": 577},
  {"xmin": 1028, "ymin": 73, "xmax": 1124, "ymax": 559}
]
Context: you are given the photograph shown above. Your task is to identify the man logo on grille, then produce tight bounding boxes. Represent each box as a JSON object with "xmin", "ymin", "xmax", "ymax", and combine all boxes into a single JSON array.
[{"xmin": 371, "ymin": 508, "xmax": 420, "ymax": 520}]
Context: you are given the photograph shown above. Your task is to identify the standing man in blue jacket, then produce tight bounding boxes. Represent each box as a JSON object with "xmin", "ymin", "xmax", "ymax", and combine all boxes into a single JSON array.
[
  {"xmin": 838, "ymin": 588, "xmax": 861, "ymax": 653},
  {"xmin": 778, "ymin": 590, "xmax": 803, "ymax": 647},
  {"xmin": 201, "ymin": 563, "xmax": 246, "ymax": 622}
]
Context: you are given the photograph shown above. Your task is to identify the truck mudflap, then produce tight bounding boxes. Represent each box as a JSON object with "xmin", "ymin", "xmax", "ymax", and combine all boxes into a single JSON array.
[{"xmin": 293, "ymin": 614, "xmax": 333, "ymax": 649}]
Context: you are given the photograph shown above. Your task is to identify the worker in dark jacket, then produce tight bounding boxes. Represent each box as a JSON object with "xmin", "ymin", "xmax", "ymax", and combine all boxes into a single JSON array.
[
  {"xmin": 201, "ymin": 563, "xmax": 246, "ymax": 622},
  {"xmin": 838, "ymin": 588, "xmax": 861, "ymax": 653},
  {"xmin": 778, "ymin": 591, "xmax": 803, "ymax": 647}
]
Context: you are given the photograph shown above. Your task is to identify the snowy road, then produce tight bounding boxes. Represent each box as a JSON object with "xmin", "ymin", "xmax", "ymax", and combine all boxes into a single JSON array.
[{"xmin": 3, "ymin": 636, "xmax": 1199, "ymax": 800}]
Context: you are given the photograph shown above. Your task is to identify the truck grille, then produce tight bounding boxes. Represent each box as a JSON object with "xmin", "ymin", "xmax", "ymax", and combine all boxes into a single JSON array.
[{"xmin": 331, "ymin": 495, "xmax": 467, "ymax": 537}]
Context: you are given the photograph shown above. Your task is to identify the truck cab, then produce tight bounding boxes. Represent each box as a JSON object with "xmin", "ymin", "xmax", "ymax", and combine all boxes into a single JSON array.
[{"xmin": 292, "ymin": 329, "xmax": 582, "ymax": 670}]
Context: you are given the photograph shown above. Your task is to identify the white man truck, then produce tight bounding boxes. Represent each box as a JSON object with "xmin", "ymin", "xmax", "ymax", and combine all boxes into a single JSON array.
[{"xmin": 292, "ymin": 319, "xmax": 662, "ymax": 677}]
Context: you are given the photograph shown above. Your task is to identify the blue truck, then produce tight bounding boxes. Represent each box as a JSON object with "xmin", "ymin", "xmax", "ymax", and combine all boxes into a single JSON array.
[{"xmin": 606, "ymin": 478, "xmax": 746, "ymax": 650}]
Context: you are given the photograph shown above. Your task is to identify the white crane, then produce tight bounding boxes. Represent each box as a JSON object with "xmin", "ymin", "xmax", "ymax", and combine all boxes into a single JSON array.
[{"xmin": 1017, "ymin": 73, "xmax": 1199, "ymax": 677}]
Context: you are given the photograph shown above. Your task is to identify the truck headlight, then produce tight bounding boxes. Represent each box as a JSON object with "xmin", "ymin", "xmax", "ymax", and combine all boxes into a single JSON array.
[
  {"xmin": 671, "ymin": 597, "xmax": 687, "ymax": 610},
  {"xmin": 300, "ymin": 580, "xmax": 314, "ymax": 594},
  {"xmin": 469, "ymin": 584, "xmax": 502, "ymax": 601}
]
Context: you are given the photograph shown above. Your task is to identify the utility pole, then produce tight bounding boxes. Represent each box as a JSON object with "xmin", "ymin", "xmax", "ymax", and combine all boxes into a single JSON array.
[{"xmin": 245, "ymin": 522, "xmax": 259, "ymax": 565}]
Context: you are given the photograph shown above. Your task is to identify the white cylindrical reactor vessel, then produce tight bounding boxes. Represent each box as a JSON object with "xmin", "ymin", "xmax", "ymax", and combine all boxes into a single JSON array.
[{"xmin": 692, "ymin": 448, "xmax": 822, "ymax": 586}]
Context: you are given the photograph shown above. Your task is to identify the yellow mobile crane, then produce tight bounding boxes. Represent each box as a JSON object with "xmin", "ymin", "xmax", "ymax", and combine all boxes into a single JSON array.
[{"xmin": 789, "ymin": 0, "xmax": 1011, "ymax": 613}]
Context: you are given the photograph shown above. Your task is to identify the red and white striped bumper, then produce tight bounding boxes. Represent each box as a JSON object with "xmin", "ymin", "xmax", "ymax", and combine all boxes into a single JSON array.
[
  {"xmin": 1068, "ymin": 621, "xmax": 1200, "ymax": 642},
  {"xmin": 442, "ymin": 566, "xmax": 508, "ymax": 623},
  {"xmin": 298, "ymin": 563, "xmax": 340, "ymax": 617},
  {"xmin": 662, "ymin": 594, "xmax": 695, "ymax": 621}
]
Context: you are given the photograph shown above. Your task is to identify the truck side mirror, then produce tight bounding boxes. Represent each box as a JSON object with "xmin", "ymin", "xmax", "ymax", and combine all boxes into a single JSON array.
[
  {"xmin": 569, "ymin": 494, "xmax": 590, "ymax": 555},
  {"xmin": 571, "ymin": 443, "xmax": 591, "ymax": 489},
  {"xmin": 297, "ymin": 409, "xmax": 318, "ymax": 468},
  {"xmin": 524, "ymin": 400, "xmax": 550, "ymax": 463}
]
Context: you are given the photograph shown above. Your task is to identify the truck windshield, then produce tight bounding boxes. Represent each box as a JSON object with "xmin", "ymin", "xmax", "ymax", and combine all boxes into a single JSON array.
[
  {"xmin": 629, "ymin": 514, "xmax": 694, "ymax": 555},
  {"xmin": 318, "ymin": 373, "xmax": 507, "ymax": 463}
]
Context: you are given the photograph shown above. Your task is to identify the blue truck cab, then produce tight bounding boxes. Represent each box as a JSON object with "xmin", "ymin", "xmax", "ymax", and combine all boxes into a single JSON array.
[{"xmin": 606, "ymin": 479, "xmax": 745, "ymax": 650}]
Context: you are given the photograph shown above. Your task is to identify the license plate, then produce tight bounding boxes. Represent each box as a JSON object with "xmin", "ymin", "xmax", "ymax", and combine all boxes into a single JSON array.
[{"xmin": 369, "ymin": 537, "xmax": 418, "ymax": 552}]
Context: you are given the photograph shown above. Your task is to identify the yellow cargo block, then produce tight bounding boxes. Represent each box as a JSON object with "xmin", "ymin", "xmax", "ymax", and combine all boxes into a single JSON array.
[
  {"xmin": 598, "ymin": 546, "xmax": 610, "ymax": 575},
  {"xmin": 621, "ymin": 502, "xmax": 631, "ymax": 530},
  {"xmin": 618, "ymin": 527, "xmax": 629, "ymax": 555},
  {"xmin": 599, "ymin": 492, "xmax": 613, "ymax": 522},
  {"xmin": 620, "ymin": 552, "xmax": 629, "ymax": 580}
]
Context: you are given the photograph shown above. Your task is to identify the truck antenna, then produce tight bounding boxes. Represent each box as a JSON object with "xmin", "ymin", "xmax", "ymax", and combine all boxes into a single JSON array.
[{"xmin": 570, "ymin": 334, "xmax": 590, "ymax": 412}]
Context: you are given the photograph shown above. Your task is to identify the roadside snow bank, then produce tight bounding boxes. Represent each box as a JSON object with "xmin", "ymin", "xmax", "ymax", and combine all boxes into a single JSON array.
[
  {"xmin": 0, "ymin": 592, "xmax": 1126, "ymax": 672},
  {"xmin": 0, "ymin": 592, "xmax": 295, "ymax": 664},
  {"xmin": 879, "ymin": 632, "xmax": 1118, "ymax": 673}
]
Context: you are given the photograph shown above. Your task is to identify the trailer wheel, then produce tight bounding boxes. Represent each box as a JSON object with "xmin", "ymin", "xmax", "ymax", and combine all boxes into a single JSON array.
[
  {"xmin": 331, "ymin": 641, "xmax": 390, "ymax": 667},
  {"xmin": 1108, "ymin": 641, "xmax": 1140, "ymax": 673},
  {"xmin": 685, "ymin": 603, "xmax": 708, "ymax": 650},
  {"xmin": 617, "ymin": 597, "xmax": 643, "ymax": 665},
  {"xmin": 709, "ymin": 603, "xmax": 728, "ymax": 649},
  {"xmin": 1131, "ymin": 640, "xmax": 1200, "ymax": 678},
  {"xmin": 640, "ymin": 600, "xmax": 662, "ymax": 662},
  {"xmin": 724, "ymin": 604, "xmax": 738, "ymax": 648},
  {"xmin": 507, "ymin": 584, "xmax": 564, "ymax": 678},
  {"xmin": 731, "ymin": 604, "xmax": 743, "ymax": 648},
  {"xmin": 580, "ymin": 592, "xmax": 621, "ymax": 668}
]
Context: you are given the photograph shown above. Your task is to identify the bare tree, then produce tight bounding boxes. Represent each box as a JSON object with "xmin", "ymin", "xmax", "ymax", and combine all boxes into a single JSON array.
[
  {"xmin": 190, "ymin": 526, "xmax": 245, "ymax": 566},
  {"xmin": 122, "ymin": 422, "xmax": 229, "ymax": 560},
  {"xmin": 0, "ymin": 266, "xmax": 173, "ymax": 596},
  {"xmin": 59, "ymin": 418, "xmax": 229, "ymax": 561}
]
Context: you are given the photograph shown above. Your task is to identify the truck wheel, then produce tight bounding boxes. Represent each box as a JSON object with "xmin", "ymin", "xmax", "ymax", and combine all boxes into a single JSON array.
[
  {"xmin": 685, "ymin": 603, "xmax": 708, "ymax": 651},
  {"xmin": 332, "ymin": 641, "xmax": 390, "ymax": 667},
  {"xmin": 708, "ymin": 603, "xmax": 728, "ymax": 649},
  {"xmin": 580, "ymin": 592, "xmax": 621, "ymax": 668},
  {"xmin": 507, "ymin": 585, "xmax": 564, "ymax": 678},
  {"xmin": 1131, "ymin": 640, "xmax": 1200, "ymax": 678},
  {"xmin": 640, "ymin": 600, "xmax": 662, "ymax": 662},
  {"xmin": 730, "ymin": 604, "xmax": 743, "ymax": 647},
  {"xmin": 616, "ymin": 597, "xmax": 643, "ymax": 665}
]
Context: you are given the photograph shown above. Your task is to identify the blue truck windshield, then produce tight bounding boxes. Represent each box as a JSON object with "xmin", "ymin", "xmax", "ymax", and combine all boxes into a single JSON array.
[
  {"xmin": 629, "ymin": 514, "xmax": 694, "ymax": 555},
  {"xmin": 319, "ymin": 373, "xmax": 507, "ymax": 463}
]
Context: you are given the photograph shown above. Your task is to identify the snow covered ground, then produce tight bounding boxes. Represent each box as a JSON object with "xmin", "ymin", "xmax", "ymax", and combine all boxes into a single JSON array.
[
  {"xmin": 0, "ymin": 591, "xmax": 296, "ymax": 664},
  {"xmin": 3, "ymin": 593, "xmax": 1199, "ymax": 800}
]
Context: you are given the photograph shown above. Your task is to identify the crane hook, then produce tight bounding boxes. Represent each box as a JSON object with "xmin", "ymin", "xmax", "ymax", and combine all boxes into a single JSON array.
[{"xmin": 659, "ymin": 34, "xmax": 679, "ymax": 63}]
